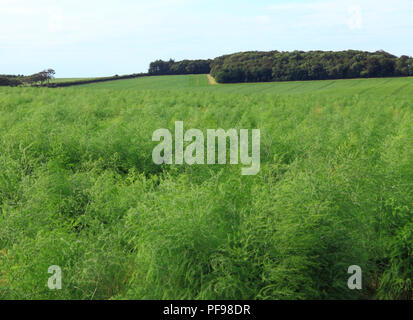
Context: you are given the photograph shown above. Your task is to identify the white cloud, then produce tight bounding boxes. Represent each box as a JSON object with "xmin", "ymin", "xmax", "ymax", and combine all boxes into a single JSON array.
[
  {"xmin": 254, "ymin": 15, "xmax": 271, "ymax": 24},
  {"xmin": 347, "ymin": 5, "xmax": 362, "ymax": 30},
  {"xmin": 0, "ymin": 0, "xmax": 191, "ymax": 46},
  {"xmin": 267, "ymin": 0, "xmax": 411, "ymax": 31},
  {"xmin": 48, "ymin": 9, "xmax": 63, "ymax": 33}
]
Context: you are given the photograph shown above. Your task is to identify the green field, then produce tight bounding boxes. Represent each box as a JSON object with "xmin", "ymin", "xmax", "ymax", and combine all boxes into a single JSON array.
[
  {"xmin": 84, "ymin": 74, "xmax": 210, "ymax": 89},
  {"xmin": 0, "ymin": 75, "xmax": 412, "ymax": 299},
  {"xmin": 52, "ymin": 78, "xmax": 94, "ymax": 83}
]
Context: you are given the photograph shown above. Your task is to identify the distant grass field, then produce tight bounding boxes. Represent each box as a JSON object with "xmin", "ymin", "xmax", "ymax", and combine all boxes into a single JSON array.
[
  {"xmin": 52, "ymin": 78, "xmax": 93, "ymax": 83},
  {"xmin": 83, "ymin": 74, "xmax": 210, "ymax": 89},
  {"xmin": 0, "ymin": 75, "xmax": 412, "ymax": 300},
  {"xmin": 84, "ymin": 73, "xmax": 413, "ymax": 96}
]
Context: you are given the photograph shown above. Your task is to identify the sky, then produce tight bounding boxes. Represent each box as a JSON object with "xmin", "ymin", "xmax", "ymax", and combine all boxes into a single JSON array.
[{"xmin": 1, "ymin": 0, "xmax": 412, "ymax": 77}]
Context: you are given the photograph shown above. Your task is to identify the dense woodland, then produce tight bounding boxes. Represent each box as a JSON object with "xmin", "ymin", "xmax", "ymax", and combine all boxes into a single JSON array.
[
  {"xmin": 148, "ymin": 59, "xmax": 212, "ymax": 75},
  {"xmin": 210, "ymin": 50, "xmax": 413, "ymax": 83}
]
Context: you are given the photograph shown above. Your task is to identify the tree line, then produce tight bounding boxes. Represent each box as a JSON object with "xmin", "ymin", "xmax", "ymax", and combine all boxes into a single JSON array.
[
  {"xmin": 210, "ymin": 50, "xmax": 413, "ymax": 83},
  {"xmin": 148, "ymin": 59, "xmax": 212, "ymax": 75},
  {"xmin": 0, "ymin": 69, "xmax": 56, "ymax": 87},
  {"xmin": 0, "ymin": 71, "xmax": 149, "ymax": 88},
  {"xmin": 2, "ymin": 50, "xmax": 413, "ymax": 87},
  {"xmin": 48, "ymin": 73, "xmax": 148, "ymax": 87}
]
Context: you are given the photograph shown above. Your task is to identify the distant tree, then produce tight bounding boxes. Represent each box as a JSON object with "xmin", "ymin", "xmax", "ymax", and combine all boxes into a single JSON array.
[
  {"xmin": 395, "ymin": 56, "xmax": 411, "ymax": 76},
  {"xmin": 45, "ymin": 69, "xmax": 56, "ymax": 85},
  {"xmin": 23, "ymin": 69, "xmax": 55, "ymax": 86},
  {"xmin": 23, "ymin": 74, "xmax": 40, "ymax": 86},
  {"xmin": 365, "ymin": 56, "xmax": 382, "ymax": 77},
  {"xmin": 148, "ymin": 59, "xmax": 174, "ymax": 75}
]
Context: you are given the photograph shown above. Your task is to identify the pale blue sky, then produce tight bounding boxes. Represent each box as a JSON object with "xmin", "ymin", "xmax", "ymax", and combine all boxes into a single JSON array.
[{"xmin": 1, "ymin": 0, "xmax": 412, "ymax": 77}]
